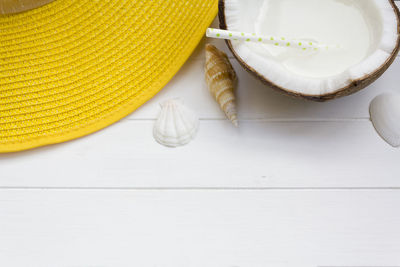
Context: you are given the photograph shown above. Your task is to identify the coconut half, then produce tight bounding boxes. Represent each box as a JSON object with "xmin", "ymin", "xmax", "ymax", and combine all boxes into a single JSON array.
[{"xmin": 219, "ymin": 0, "xmax": 400, "ymax": 101}]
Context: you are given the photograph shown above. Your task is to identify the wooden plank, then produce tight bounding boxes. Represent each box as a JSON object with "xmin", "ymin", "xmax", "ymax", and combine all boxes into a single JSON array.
[
  {"xmin": 0, "ymin": 189, "xmax": 399, "ymax": 267},
  {"xmin": 0, "ymin": 120, "xmax": 399, "ymax": 188},
  {"xmin": 128, "ymin": 52, "xmax": 400, "ymax": 120}
]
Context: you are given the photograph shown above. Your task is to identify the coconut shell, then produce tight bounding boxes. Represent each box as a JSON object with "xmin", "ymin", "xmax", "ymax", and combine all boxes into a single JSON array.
[{"xmin": 218, "ymin": 0, "xmax": 400, "ymax": 102}]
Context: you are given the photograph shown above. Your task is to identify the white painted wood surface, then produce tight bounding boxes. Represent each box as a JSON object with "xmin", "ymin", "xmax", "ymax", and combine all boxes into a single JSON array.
[
  {"xmin": 1, "ymin": 4, "xmax": 400, "ymax": 266},
  {"xmin": 1, "ymin": 120, "xmax": 400, "ymax": 188},
  {"xmin": 1, "ymin": 190, "xmax": 400, "ymax": 267}
]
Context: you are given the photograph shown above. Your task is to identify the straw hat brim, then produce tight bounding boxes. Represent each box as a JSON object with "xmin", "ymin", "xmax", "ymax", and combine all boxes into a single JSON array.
[{"xmin": 0, "ymin": 0, "xmax": 217, "ymax": 152}]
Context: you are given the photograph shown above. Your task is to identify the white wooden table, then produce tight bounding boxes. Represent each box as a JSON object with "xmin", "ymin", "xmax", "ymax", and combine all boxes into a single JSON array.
[{"xmin": 1, "ymin": 9, "xmax": 400, "ymax": 266}]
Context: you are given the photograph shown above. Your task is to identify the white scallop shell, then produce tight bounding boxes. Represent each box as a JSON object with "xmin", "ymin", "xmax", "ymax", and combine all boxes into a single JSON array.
[
  {"xmin": 153, "ymin": 99, "xmax": 199, "ymax": 147},
  {"xmin": 370, "ymin": 93, "xmax": 400, "ymax": 147}
]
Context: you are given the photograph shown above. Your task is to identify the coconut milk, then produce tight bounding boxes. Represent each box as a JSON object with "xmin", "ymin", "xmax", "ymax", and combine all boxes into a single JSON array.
[{"xmin": 254, "ymin": 0, "xmax": 374, "ymax": 78}]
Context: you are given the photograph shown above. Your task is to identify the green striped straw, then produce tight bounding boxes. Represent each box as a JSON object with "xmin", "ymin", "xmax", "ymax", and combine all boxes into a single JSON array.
[{"xmin": 206, "ymin": 28, "xmax": 336, "ymax": 51}]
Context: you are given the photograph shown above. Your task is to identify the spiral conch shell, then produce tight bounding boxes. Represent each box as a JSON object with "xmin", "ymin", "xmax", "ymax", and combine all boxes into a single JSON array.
[{"xmin": 205, "ymin": 44, "xmax": 238, "ymax": 127}]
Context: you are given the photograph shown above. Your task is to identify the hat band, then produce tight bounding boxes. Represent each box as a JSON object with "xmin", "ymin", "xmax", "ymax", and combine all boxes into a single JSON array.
[{"xmin": 0, "ymin": 0, "xmax": 55, "ymax": 14}]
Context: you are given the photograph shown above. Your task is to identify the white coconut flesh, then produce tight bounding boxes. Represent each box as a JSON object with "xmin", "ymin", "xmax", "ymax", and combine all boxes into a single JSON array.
[{"xmin": 223, "ymin": 0, "xmax": 400, "ymax": 96}]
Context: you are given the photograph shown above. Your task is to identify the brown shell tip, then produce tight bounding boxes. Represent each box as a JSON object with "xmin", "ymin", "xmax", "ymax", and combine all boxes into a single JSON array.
[{"xmin": 231, "ymin": 118, "xmax": 239, "ymax": 127}]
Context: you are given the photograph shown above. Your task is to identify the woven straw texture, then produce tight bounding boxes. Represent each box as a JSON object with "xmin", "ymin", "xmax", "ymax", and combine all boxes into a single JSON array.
[{"xmin": 0, "ymin": 0, "xmax": 217, "ymax": 153}]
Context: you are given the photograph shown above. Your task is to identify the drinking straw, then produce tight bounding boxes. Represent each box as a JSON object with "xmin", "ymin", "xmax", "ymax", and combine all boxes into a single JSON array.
[{"xmin": 206, "ymin": 28, "xmax": 334, "ymax": 51}]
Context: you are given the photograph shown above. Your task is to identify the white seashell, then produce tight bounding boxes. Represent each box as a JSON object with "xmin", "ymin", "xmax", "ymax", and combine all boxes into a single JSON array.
[
  {"xmin": 153, "ymin": 99, "xmax": 199, "ymax": 147},
  {"xmin": 370, "ymin": 93, "xmax": 400, "ymax": 147}
]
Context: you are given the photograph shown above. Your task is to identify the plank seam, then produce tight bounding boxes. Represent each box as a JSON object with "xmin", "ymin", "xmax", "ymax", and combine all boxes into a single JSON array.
[
  {"xmin": 0, "ymin": 187, "xmax": 399, "ymax": 191},
  {"xmin": 124, "ymin": 118, "xmax": 372, "ymax": 122}
]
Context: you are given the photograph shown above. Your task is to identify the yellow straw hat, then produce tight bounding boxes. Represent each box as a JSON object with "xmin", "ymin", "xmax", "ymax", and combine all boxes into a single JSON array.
[{"xmin": 0, "ymin": 0, "xmax": 217, "ymax": 153}]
